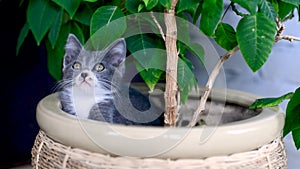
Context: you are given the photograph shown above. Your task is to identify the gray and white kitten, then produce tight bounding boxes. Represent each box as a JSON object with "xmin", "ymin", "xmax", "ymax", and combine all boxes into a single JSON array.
[{"xmin": 58, "ymin": 34, "xmax": 163, "ymax": 126}]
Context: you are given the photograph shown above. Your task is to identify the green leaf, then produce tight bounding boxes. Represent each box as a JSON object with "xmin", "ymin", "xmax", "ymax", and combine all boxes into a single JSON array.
[
  {"xmin": 126, "ymin": 35, "xmax": 165, "ymax": 91},
  {"xmin": 177, "ymin": 42, "xmax": 187, "ymax": 57},
  {"xmin": 90, "ymin": 6, "xmax": 125, "ymax": 35},
  {"xmin": 284, "ymin": 87, "xmax": 300, "ymax": 149},
  {"xmin": 133, "ymin": 49, "xmax": 165, "ymax": 91},
  {"xmin": 249, "ymin": 92, "xmax": 294, "ymax": 109},
  {"xmin": 177, "ymin": 57, "xmax": 196, "ymax": 104},
  {"xmin": 52, "ymin": 0, "xmax": 81, "ymax": 18},
  {"xmin": 125, "ymin": 13, "xmax": 162, "ymax": 39},
  {"xmin": 231, "ymin": 0, "xmax": 259, "ymax": 14},
  {"xmin": 138, "ymin": 4, "xmax": 145, "ymax": 12},
  {"xmin": 125, "ymin": 0, "xmax": 141, "ymax": 13},
  {"xmin": 177, "ymin": 13, "xmax": 190, "ymax": 44},
  {"xmin": 143, "ymin": 0, "xmax": 158, "ymax": 10},
  {"xmin": 180, "ymin": 76, "xmax": 197, "ymax": 104},
  {"xmin": 284, "ymin": 87, "xmax": 300, "ymax": 137},
  {"xmin": 271, "ymin": 0, "xmax": 279, "ymax": 13},
  {"xmin": 214, "ymin": 23, "xmax": 237, "ymax": 51},
  {"xmin": 177, "ymin": 57, "xmax": 194, "ymax": 90},
  {"xmin": 259, "ymin": 0, "xmax": 277, "ymax": 21},
  {"xmin": 200, "ymin": 0, "xmax": 224, "ymax": 36},
  {"xmin": 83, "ymin": 0, "xmax": 98, "ymax": 2},
  {"xmin": 143, "ymin": 0, "xmax": 150, "ymax": 6},
  {"xmin": 45, "ymin": 23, "xmax": 71, "ymax": 80},
  {"xmin": 126, "ymin": 36, "xmax": 163, "ymax": 68},
  {"xmin": 192, "ymin": 1, "xmax": 203, "ymax": 24},
  {"xmin": 90, "ymin": 6, "xmax": 126, "ymax": 49},
  {"xmin": 16, "ymin": 23, "xmax": 29, "ymax": 56},
  {"xmin": 159, "ymin": 0, "xmax": 171, "ymax": 9},
  {"xmin": 48, "ymin": 8, "xmax": 63, "ymax": 49},
  {"xmin": 27, "ymin": 0, "xmax": 59, "ymax": 45},
  {"xmin": 177, "ymin": 0, "xmax": 199, "ymax": 16},
  {"xmin": 299, "ymin": 6, "xmax": 300, "ymax": 22},
  {"xmin": 278, "ymin": 1, "xmax": 297, "ymax": 20},
  {"xmin": 46, "ymin": 39, "xmax": 63, "ymax": 80},
  {"xmin": 70, "ymin": 22, "xmax": 85, "ymax": 43},
  {"xmin": 74, "ymin": 5, "xmax": 93, "ymax": 26},
  {"xmin": 186, "ymin": 43, "xmax": 205, "ymax": 66},
  {"xmin": 236, "ymin": 13, "xmax": 276, "ymax": 72},
  {"xmin": 136, "ymin": 64, "xmax": 164, "ymax": 91},
  {"xmin": 281, "ymin": 0, "xmax": 300, "ymax": 6},
  {"xmin": 111, "ymin": 0, "xmax": 124, "ymax": 6},
  {"xmin": 180, "ymin": 82, "xmax": 190, "ymax": 104},
  {"xmin": 126, "ymin": 34, "xmax": 158, "ymax": 54},
  {"xmin": 292, "ymin": 128, "xmax": 300, "ymax": 149},
  {"xmin": 46, "ymin": 21, "xmax": 84, "ymax": 80},
  {"xmin": 135, "ymin": 51, "xmax": 165, "ymax": 91},
  {"xmin": 130, "ymin": 48, "xmax": 166, "ymax": 71}
]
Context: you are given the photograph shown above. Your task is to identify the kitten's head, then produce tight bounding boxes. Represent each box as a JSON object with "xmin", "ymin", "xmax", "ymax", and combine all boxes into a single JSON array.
[{"xmin": 62, "ymin": 34, "xmax": 126, "ymax": 91}]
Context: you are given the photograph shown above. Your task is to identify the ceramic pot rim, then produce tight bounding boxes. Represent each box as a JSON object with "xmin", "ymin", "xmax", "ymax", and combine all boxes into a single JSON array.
[{"xmin": 36, "ymin": 88, "xmax": 285, "ymax": 159}]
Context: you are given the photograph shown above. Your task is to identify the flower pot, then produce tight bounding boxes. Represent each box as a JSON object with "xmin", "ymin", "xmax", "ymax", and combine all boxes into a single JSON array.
[{"xmin": 31, "ymin": 85, "xmax": 287, "ymax": 168}]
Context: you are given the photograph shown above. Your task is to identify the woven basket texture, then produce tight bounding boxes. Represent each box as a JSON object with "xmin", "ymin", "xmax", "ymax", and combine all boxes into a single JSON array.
[{"xmin": 31, "ymin": 130, "xmax": 287, "ymax": 169}]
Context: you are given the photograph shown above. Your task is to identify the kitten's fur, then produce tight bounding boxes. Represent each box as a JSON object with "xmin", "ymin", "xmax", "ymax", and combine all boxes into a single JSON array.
[{"xmin": 58, "ymin": 34, "xmax": 163, "ymax": 126}]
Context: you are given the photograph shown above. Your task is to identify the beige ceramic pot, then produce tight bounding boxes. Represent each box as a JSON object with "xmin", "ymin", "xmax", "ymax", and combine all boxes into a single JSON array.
[{"xmin": 36, "ymin": 86, "xmax": 284, "ymax": 159}]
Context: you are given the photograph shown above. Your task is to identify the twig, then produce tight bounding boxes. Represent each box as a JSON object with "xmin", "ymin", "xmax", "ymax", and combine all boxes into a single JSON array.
[
  {"xmin": 150, "ymin": 11, "xmax": 165, "ymax": 41},
  {"xmin": 276, "ymin": 35, "xmax": 300, "ymax": 42},
  {"xmin": 188, "ymin": 46, "xmax": 240, "ymax": 127},
  {"xmin": 275, "ymin": 19, "xmax": 300, "ymax": 42},
  {"xmin": 188, "ymin": 23, "xmax": 300, "ymax": 127},
  {"xmin": 275, "ymin": 18, "xmax": 283, "ymax": 31}
]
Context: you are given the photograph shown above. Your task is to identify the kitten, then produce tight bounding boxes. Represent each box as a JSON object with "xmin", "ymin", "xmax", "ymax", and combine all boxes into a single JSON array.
[{"xmin": 58, "ymin": 34, "xmax": 163, "ymax": 126}]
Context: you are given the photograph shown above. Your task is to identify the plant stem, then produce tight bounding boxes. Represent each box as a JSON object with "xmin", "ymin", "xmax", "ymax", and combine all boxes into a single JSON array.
[
  {"xmin": 189, "ymin": 46, "xmax": 240, "ymax": 127},
  {"xmin": 164, "ymin": 0, "xmax": 178, "ymax": 127}
]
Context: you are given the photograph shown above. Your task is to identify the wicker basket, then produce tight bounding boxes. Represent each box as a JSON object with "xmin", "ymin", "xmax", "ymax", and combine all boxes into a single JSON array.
[{"xmin": 31, "ymin": 130, "xmax": 287, "ymax": 169}]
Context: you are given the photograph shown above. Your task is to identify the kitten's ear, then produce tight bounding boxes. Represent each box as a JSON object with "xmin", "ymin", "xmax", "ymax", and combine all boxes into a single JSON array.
[
  {"xmin": 105, "ymin": 38, "xmax": 126, "ymax": 67},
  {"xmin": 63, "ymin": 34, "xmax": 83, "ymax": 67}
]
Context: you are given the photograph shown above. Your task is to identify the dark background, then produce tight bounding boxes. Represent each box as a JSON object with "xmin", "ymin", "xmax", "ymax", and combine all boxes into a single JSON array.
[
  {"xmin": 0, "ymin": 0, "xmax": 56, "ymax": 168},
  {"xmin": 0, "ymin": 1, "xmax": 147, "ymax": 168}
]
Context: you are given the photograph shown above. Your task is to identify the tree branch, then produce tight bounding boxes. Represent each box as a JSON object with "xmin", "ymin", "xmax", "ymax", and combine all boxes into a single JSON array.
[
  {"xmin": 275, "ymin": 20, "xmax": 300, "ymax": 42},
  {"xmin": 164, "ymin": 0, "xmax": 178, "ymax": 127},
  {"xmin": 188, "ymin": 22, "xmax": 300, "ymax": 127},
  {"xmin": 188, "ymin": 46, "xmax": 240, "ymax": 127},
  {"xmin": 150, "ymin": 11, "xmax": 165, "ymax": 41}
]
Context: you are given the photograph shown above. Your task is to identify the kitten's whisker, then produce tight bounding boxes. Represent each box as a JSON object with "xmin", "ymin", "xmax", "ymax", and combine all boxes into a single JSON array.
[
  {"xmin": 97, "ymin": 79, "xmax": 120, "ymax": 91},
  {"xmin": 52, "ymin": 79, "xmax": 73, "ymax": 92},
  {"xmin": 96, "ymin": 79, "xmax": 124, "ymax": 100}
]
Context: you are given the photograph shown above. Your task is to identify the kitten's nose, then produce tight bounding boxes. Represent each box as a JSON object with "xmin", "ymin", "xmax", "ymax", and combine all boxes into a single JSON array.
[{"xmin": 81, "ymin": 72, "xmax": 88, "ymax": 79}]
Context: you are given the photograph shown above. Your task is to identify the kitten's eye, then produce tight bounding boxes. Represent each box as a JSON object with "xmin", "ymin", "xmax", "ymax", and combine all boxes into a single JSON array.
[
  {"xmin": 72, "ymin": 62, "xmax": 81, "ymax": 70},
  {"xmin": 95, "ymin": 63, "xmax": 105, "ymax": 72}
]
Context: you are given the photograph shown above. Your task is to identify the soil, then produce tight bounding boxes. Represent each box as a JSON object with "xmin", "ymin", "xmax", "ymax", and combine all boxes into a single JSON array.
[
  {"xmin": 177, "ymin": 100, "xmax": 262, "ymax": 127},
  {"xmin": 144, "ymin": 86, "xmax": 262, "ymax": 127}
]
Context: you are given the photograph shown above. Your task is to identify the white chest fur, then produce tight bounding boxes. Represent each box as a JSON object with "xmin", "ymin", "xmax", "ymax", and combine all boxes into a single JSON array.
[
  {"xmin": 72, "ymin": 86, "xmax": 97, "ymax": 119},
  {"xmin": 72, "ymin": 85, "xmax": 113, "ymax": 119}
]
